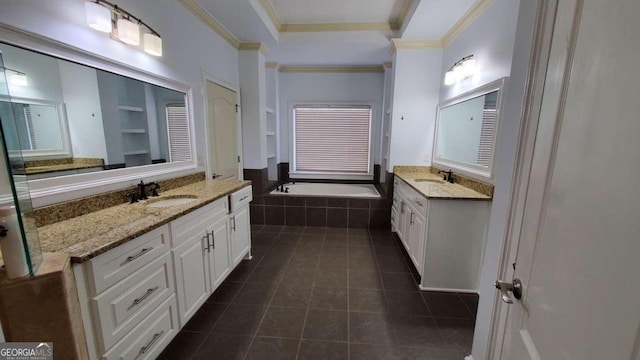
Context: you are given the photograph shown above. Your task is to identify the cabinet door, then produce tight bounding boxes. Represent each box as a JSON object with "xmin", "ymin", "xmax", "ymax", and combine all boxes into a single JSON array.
[
  {"xmin": 208, "ymin": 216, "xmax": 232, "ymax": 289},
  {"xmin": 230, "ymin": 205, "xmax": 251, "ymax": 266},
  {"xmin": 172, "ymin": 233, "xmax": 210, "ymax": 326},
  {"xmin": 391, "ymin": 206, "xmax": 398, "ymax": 232},
  {"xmin": 397, "ymin": 199, "xmax": 407, "ymax": 241},
  {"xmin": 410, "ymin": 213, "xmax": 426, "ymax": 276}
]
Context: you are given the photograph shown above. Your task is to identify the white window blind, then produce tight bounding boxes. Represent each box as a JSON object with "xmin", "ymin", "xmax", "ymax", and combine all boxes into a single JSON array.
[
  {"xmin": 477, "ymin": 109, "xmax": 496, "ymax": 167},
  {"xmin": 165, "ymin": 105, "xmax": 192, "ymax": 162},
  {"xmin": 294, "ymin": 106, "xmax": 371, "ymax": 174}
]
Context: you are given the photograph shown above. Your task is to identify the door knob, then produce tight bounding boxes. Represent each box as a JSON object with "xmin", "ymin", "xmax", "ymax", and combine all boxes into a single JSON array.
[{"xmin": 494, "ymin": 278, "xmax": 523, "ymax": 304}]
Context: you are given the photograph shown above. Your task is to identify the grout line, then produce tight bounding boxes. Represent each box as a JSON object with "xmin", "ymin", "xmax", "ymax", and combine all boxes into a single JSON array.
[{"xmin": 294, "ymin": 229, "xmax": 325, "ymax": 360}]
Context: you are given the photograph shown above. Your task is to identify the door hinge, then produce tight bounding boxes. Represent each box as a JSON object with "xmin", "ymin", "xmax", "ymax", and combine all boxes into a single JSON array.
[
  {"xmin": 237, "ymin": 156, "xmax": 241, "ymax": 163},
  {"xmin": 235, "ymin": 104, "xmax": 239, "ymax": 113}
]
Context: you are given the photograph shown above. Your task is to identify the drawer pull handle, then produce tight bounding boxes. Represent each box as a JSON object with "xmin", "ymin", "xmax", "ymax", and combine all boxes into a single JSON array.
[
  {"xmin": 137, "ymin": 330, "xmax": 164, "ymax": 357},
  {"xmin": 415, "ymin": 200, "xmax": 423, "ymax": 207},
  {"xmin": 203, "ymin": 234, "xmax": 211, "ymax": 253},
  {"xmin": 209, "ymin": 231, "xmax": 215, "ymax": 250},
  {"xmin": 131, "ymin": 286, "xmax": 159, "ymax": 308},
  {"xmin": 410, "ymin": 211, "xmax": 415, "ymax": 225},
  {"xmin": 239, "ymin": 195, "xmax": 249, "ymax": 202},
  {"xmin": 124, "ymin": 247, "xmax": 153, "ymax": 264},
  {"xmin": 231, "ymin": 216, "xmax": 236, "ymax": 231}
]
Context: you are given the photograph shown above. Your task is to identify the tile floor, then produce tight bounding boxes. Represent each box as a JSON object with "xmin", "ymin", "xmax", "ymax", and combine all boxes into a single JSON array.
[{"xmin": 159, "ymin": 225, "xmax": 478, "ymax": 360}]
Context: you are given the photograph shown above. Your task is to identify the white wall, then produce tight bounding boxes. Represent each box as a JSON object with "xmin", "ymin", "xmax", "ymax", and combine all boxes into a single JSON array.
[
  {"xmin": 278, "ymin": 71, "xmax": 385, "ymax": 171},
  {"xmin": 439, "ymin": 0, "xmax": 520, "ymax": 101},
  {"xmin": 59, "ymin": 62, "xmax": 108, "ymax": 160},
  {"xmin": 388, "ymin": 48, "xmax": 443, "ymax": 171},
  {"xmin": 0, "ymin": 0, "xmax": 240, "ymax": 172},
  {"xmin": 239, "ymin": 50, "xmax": 267, "ymax": 169}
]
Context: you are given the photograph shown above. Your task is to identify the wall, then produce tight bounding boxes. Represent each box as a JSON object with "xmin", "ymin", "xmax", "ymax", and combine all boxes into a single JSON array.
[
  {"xmin": 388, "ymin": 48, "xmax": 443, "ymax": 171},
  {"xmin": 0, "ymin": 0, "xmax": 240, "ymax": 173},
  {"xmin": 58, "ymin": 62, "xmax": 108, "ymax": 160},
  {"xmin": 440, "ymin": 0, "xmax": 520, "ymax": 101},
  {"xmin": 0, "ymin": 44, "xmax": 63, "ymax": 102},
  {"xmin": 239, "ymin": 50, "xmax": 267, "ymax": 170},
  {"xmin": 278, "ymin": 71, "xmax": 385, "ymax": 172}
]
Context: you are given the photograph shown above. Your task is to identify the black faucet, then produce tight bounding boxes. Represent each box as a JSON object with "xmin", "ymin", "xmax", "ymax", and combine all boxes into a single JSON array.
[
  {"xmin": 147, "ymin": 182, "xmax": 160, "ymax": 197},
  {"xmin": 438, "ymin": 169, "xmax": 455, "ymax": 184},
  {"xmin": 126, "ymin": 191, "xmax": 138, "ymax": 204},
  {"xmin": 138, "ymin": 180, "xmax": 148, "ymax": 200}
]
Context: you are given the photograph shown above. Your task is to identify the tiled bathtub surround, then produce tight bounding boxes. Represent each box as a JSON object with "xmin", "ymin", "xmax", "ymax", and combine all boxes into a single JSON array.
[
  {"xmin": 34, "ymin": 172, "xmax": 206, "ymax": 227},
  {"xmin": 251, "ymin": 195, "xmax": 392, "ymax": 229}
]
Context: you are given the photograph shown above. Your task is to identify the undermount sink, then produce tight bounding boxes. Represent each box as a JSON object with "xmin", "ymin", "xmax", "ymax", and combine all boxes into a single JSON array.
[
  {"xmin": 146, "ymin": 195, "xmax": 198, "ymax": 208},
  {"xmin": 414, "ymin": 178, "xmax": 446, "ymax": 184}
]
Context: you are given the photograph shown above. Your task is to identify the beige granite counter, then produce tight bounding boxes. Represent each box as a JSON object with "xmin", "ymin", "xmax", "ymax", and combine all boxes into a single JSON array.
[
  {"xmin": 37, "ymin": 180, "xmax": 251, "ymax": 263},
  {"xmin": 394, "ymin": 166, "xmax": 492, "ymax": 201}
]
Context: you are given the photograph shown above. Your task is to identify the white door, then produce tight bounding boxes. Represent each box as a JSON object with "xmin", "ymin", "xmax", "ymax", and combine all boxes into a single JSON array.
[
  {"xmin": 498, "ymin": 0, "xmax": 640, "ymax": 358},
  {"xmin": 172, "ymin": 235, "xmax": 209, "ymax": 326},
  {"xmin": 231, "ymin": 205, "xmax": 251, "ymax": 266},
  {"xmin": 207, "ymin": 80, "xmax": 238, "ymax": 180},
  {"xmin": 208, "ymin": 216, "xmax": 232, "ymax": 289}
]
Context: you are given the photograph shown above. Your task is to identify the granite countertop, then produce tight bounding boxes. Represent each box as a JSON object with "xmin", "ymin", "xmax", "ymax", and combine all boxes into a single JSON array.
[
  {"xmin": 37, "ymin": 180, "xmax": 251, "ymax": 263},
  {"xmin": 394, "ymin": 167, "xmax": 491, "ymax": 201}
]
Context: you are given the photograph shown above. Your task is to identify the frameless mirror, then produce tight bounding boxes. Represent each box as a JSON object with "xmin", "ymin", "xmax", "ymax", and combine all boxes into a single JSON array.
[
  {"xmin": 433, "ymin": 78, "xmax": 506, "ymax": 179},
  {"xmin": 0, "ymin": 42, "xmax": 191, "ymax": 181}
]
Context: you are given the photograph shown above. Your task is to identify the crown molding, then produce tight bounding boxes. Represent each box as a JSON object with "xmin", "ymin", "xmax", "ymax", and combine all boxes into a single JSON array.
[
  {"xmin": 280, "ymin": 22, "xmax": 393, "ymax": 32},
  {"xmin": 178, "ymin": 0, "xmax": 240, "ymax": 49},
  {"xmin": 265, "ymin": 62, "xmax": 280, "ymax": 69},
  {"xmin": 393, "ymin": 0, "xmax": 413, "ymax": 30},
  {"xmin": 259, "ymin": 0, "xmax": 283, "ymax": 31},
  {"xmin": 388, "ymin": 39, "xmax": 443, "ymax": 54},
  {"xmin": 441, "ymin": 0, "xmax": 494, "ymax": 46},
  {"xmin": 238, "ymin": 42, "xmax": 271, "ymax": 56},
  {"xmin": 279, "ymin": 65, "xmax": 385, "ymax": 73}
]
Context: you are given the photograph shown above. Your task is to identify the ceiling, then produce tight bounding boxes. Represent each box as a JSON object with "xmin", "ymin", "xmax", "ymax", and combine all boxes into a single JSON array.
[
  {"xmin": 188, "ymin": 0, "xmax": 489, "ymax": 65},
  {"xmin": 270, "ymin": 0, "xmax": 407, "ymax": 24}
]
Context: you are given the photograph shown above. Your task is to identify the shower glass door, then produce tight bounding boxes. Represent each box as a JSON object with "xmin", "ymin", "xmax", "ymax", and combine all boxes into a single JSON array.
[{"xmin": 0, "ymin": 50, "xmax": 42, "ymax": 276}]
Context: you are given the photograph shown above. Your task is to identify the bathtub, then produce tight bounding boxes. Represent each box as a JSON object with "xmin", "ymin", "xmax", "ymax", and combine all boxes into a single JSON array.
[{"xmin": 269, "ymin": 182, "xmax": 381, "ymax": 198}]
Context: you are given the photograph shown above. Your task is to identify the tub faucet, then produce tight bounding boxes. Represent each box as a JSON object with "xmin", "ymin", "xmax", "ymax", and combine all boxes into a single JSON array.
[{"xmin": 138, "ymin": 180, "xmax": 148, "ymax": 200}]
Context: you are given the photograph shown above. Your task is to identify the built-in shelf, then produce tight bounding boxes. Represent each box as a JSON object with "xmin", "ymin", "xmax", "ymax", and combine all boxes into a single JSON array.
[
  {"xmin": 121, "ymin": 129, "xmax": 147, "ymax": 134},
  {"xmin": 267, "ymin": 154, "xmax": 276, "ymax": 159},
  {"xmin": 118, "ymin": 105, "xmax": 145, "ymax": 112},
  {"xmin": 123, "ymin": 150, "xmax": 149, "ymax": 156},
  {"xmin": 266, "ymin": 108, "xmax": 275, "ymax": 114},
  {"xmin": 266, "ymin": 131, "xmax": 275, "ymax": 136}
]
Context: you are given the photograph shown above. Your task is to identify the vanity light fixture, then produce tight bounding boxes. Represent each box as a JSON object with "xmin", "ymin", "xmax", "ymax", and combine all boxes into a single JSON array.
[
  {"xmin": 84, "ymin": 0, "xmax": 162, "ymax": 57},
  {"xmin": 444, "ymin": 55, "xmax": 476, "ymax": 85},
  {"xmin": 1, "ymin": 67, "xmax": 28, "ymax": 87}
]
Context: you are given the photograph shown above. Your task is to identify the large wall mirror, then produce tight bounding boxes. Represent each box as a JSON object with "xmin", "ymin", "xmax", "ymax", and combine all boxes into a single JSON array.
[
  {"xmin": 0, "ymin": 30, "xmax": 195, "ymax": 206},
  {"xmin": 433, "ymin": 78, "xmax": 506, "ymax": 179}
]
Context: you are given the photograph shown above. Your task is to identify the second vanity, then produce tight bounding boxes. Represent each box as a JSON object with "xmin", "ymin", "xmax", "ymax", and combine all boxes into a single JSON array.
[
  {"xmin": 392, "ymin": 166, "xmax": 492, "ymax": 293},
  {"xmin": 36, "ymin": 178, "xmax": 252, "ymax": 360}
]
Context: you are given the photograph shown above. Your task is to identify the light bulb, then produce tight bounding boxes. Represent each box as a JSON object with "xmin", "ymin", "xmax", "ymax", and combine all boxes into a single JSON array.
[
  {"xmin": 9, "ymin": 73, "xmax": 28, "ymax": 87},
  {"xmin": 462, "ymin": 58, "xmax": 476, "ymax": 78},
  {"xmin": 117, "ymin": 18, "xmax": 140, "ymax": 46},
  {"xmin": 453, "ymin": 64, "xmax": 465, "ymax": 81},
  {"xmin": 444, "ymin": 71, "xmax": 456, "ymax": 85},
  {"xmin": 143, "ymin": 33, "xmax": 162, "ymax": 57},
  {"xmin": 85, "ymin": 2, "xmax": 112, "ymax": 33}
]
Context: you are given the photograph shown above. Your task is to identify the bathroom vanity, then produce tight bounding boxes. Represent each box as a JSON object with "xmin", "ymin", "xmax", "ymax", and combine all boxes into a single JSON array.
[
  {"xmin": 36, "ymin": 180, "xmax": 252, "ymax": 360},
  {"xmin": 392, "ymin": 167, "xmax": 491, "ymax": 292}
]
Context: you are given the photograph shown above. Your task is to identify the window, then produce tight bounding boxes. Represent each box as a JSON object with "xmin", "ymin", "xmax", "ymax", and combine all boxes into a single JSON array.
[
  {"xmin": 165, "ymin": 105, "xmax": 191, "ymax": 162},
  {"xmin": 293, "ymin": 106, "xmax": 372, "ymax": 174}
]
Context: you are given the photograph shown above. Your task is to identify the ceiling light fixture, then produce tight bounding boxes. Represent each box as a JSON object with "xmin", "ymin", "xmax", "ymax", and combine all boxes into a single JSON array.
[
  {"xmin": 84, "ymin": 0, "xmax": 162, "ymax": 57},
  {"xmin": 444, "ymin": 55, "xmax": 476, "ymax": 85},
  {"xmin": 1, "ymin": 67, "xmax": 29, "ymax": 87}
]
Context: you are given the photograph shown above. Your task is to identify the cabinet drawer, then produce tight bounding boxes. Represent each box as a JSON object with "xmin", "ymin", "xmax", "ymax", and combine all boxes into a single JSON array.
[
  {"xmin": 230, "ymin": 186, "xmax": 252, "ymax": 212},
  {"xmin": 87, "ymin": 225, "xmax": 170, "ymax": 295},
  {"xmin": 92, "ymin": 253, "xmax": 174, "ymax": 352},
  {"xmin": 103, "ymin": 294, "xmax": 179, "ymax": 360},
  {"xmin": 170, "ymin": 197, "xmax": 228, "ymax": 248}
]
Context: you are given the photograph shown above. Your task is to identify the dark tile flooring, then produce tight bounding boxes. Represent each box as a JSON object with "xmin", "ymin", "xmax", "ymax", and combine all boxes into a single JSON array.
[{"xmin": 159, "ymin": 225, "xmax": 478, "ymax": 360}]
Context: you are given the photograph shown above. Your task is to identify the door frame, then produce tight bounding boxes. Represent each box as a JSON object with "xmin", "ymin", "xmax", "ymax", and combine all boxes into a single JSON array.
[
  {"xmin": 201, "ymin": 71, "xmax": 243, "ymax": 180},
  {"xmin": 485, "ymin": 0, "xmax": 583, "ymax": 358}
]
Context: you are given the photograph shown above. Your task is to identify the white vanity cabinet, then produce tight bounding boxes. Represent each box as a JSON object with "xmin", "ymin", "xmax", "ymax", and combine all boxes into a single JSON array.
[
  {"xmin": 73, "ymin": 185, "xmax": 253, "ymax": 359},
  {"xmin": 170, "ymin": 197, "xmax": 229, "ymax": 326},
  {"xmin": 229, "ymin": 186, "xmax": 252, "ymax": 266},
  {"xmin": 392, "ymin": 178, "xmax": 490, "ymax": 292}
]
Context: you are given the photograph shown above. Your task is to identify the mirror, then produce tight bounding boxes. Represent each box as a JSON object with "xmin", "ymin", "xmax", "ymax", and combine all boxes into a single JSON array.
[
  {"xmin": 433, "ymin": 78, "xmax": 506, "ymax": 179},
  {"xmin": 0, "ymin": 42, "xmax": 191, "ymax": 180}
]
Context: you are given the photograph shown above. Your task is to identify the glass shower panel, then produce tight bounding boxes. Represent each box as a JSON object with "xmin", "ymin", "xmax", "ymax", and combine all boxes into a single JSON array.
[{"xmin": 0, "ymin": 50, "xmax": 42, "ymax": 276}]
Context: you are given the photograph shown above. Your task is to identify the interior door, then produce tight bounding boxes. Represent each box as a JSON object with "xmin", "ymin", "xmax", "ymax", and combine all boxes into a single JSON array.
[
  {"xmin": 500, "ymin": 0, "xmax": 640, "ymax": 358},
  {"xmin": 206, "ymin": 80, "xmax": 238, "ymax": 180}
]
